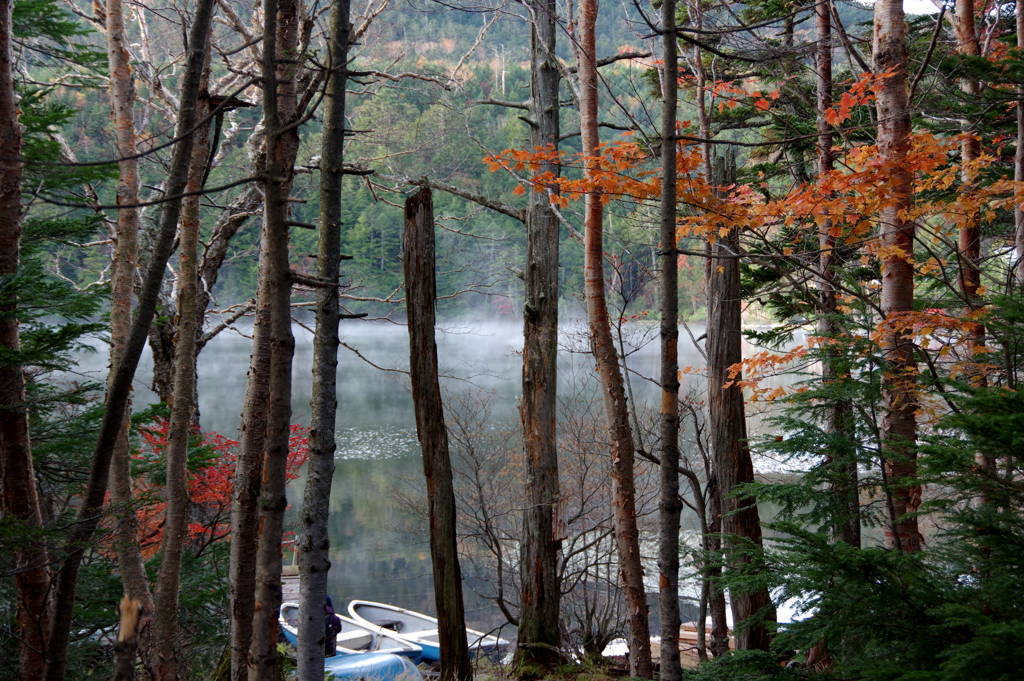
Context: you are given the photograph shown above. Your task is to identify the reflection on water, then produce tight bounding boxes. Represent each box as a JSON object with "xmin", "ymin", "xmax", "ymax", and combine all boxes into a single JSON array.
[{"xmin": 67, "ymin": 319, "xmax": 798, "ymax": 636}]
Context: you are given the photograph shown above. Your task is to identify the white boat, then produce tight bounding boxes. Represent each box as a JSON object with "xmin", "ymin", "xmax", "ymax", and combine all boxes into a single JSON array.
[
  {"xmin": 279, "ymin": 602, "xmax": 423, "ymax": 664},
  {"xmin": 347, "ymin": 599, "xmax": 509, "ymax": 662}
]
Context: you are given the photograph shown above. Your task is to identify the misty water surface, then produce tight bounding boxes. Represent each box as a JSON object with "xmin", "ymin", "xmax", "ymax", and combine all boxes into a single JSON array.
[{"xmin": 69, "ymin": 319, "xmax": 801, "ymax": 634}]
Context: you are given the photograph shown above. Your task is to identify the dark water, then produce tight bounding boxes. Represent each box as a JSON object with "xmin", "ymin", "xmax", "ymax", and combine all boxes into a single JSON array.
[{"xmin": 70, "ymin": 318, "xmax": 800, "ymax": 635}]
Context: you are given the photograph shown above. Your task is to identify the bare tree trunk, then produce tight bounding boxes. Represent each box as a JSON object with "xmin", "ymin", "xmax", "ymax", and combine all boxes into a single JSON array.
[
  {"xmin": 658, "ymin": 1, "xmax": 682, "ymax": 678},
  {"xmin": 229, "ymin": 210, "xmax": 273, "ymax": 681},
  {"xmin": 403, "ymin": 188, "xmax": 472, "ymax": 681},
  {"xmin": 816, "ymin": 0, "xmax": 859, "ymax": 547},
  {"xmin": 706, "ymin": 153, "xmax": 776, "ymax": 651},
  {"xmin": 873, "ymin": 0, "xmax": 921, "ymax": 554},
  {"xmin": 247, "ymin": 0, "xmax": 300, "ymax": 675},
  {"xmin": 104, "ymin": 0, "xmax": 156, "ymax": 630},
  {"xmin": 153, "ymin": 88, "xmax": 213, "ymax": 681},
  {"xmin": 0, "ymin": 4, "xmax": 50, "ymax": 674},
  {"xmin": 103, "ymin": 2, "xmax": 158, "ymax": 677},
  {"xmin": 516, "ymin": 0, "xmax": 561, "ymax": 668},
  {"xmin": 578, "ymin": 0, "xmax": 651, "ymax": 674},
  {"xmin": 296, "ymin": 0, "xmax": 351, "ymax": 677},
  {"xmin": 43, "ymin": 0, "xmax": 216, "ymax": 676}
]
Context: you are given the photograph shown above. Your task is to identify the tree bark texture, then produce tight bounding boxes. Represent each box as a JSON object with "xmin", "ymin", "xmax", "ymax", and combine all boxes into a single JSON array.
[
  {"xmin": 692, "ymin": 27, "xmax": 727, "ymax": 655},
  {"xmin": 0, "ymin": 3, "xmax": 51, "ymax": 675},
  {"xmin": 516, "ymin": 0, "xmax": 562, "ymax": 668},
  {"xmin": 229, "ymin": 218, "xmax": 273, "ymax": 681},
  {"xmin": 658, "ymin": 1, "xmax": 682, "ymax": 678},
  {"xmin": 706, "ymin": 154, "xmax": 776, "ymax": 651},
  {"xmin": 43, "ymin": 1, "xmax": 216, "ymax": 677},
  {"xmin": 153, "ymin": 90, "xmax": 213, "ymax": 681},
  {"xmin": 578, "ymin": 0, "xmax": 652, "ymax": 674},
  {"xmin": 247, "ymin": 0, "xmax": 300, "ymax": 675},
  {"xmin": 104, "ymin": 0, "xmax": 156, "ymax": 638},
  {"xmin": 873, "ymin": 0, "xmax": 922, "ymax": 554},
  {"xmin": 952, "ymin": 0, "xmax": 988, "ymax": 395},
  {"xmin": 297, "ymin": 0, "xmax": 351, "ymax": 678},
  {"xmin": 816, "ymin": 0, "xmax": 859, "ymax": 547},
  {"xmin": 403, "ymin": 188, "xmax": 472, "ymax": 681}
]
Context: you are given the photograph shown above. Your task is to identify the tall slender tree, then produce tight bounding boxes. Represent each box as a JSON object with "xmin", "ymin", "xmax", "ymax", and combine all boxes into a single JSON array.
[
  {"xmin": 0, "ymin": 1, "xmax": 50, "ymax": 677},
  {"xmin": 516, "ymin": 0, "xmax": 562, "ymax": 668},
  {"xmin": 658, "ymin": 0, "xmax": 682, "ymax": 678},
  {"xmin": 578, "ymin": 0, "xmax": 652, "ymax": 673},
  {"xmin": 816, "ymin": 0, "xmax": 859, "ymax": 546},
  {"xmin": 247, "ymin": 0, "xmax": 301, "ymax": 675},
  {"xmin": 153, "ymin": 77, "xmax": 214, "ymax": 681},
  {"xmin": 297, "ymin": 0, "xmax": 352, "ymax": 677},
  {"xmin": 104, "ymin": 0, "xmax": 155, "ymax": 637},
  {"xmin": 873, "ymin": 0, "xmax": 921, "ymax": 554}
]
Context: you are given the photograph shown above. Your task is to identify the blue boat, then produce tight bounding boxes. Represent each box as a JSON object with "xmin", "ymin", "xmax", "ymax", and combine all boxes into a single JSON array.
[
  {"xmin": 347, "ymin": 600, "xmax": 509, "ymax": 663},
  {"xmin": 323, "ymin": 653, "xmax": 423, "ymax": 681},
  {"xmin": 279, "ymin": 602, "xmax": 423, "ymax": 664}
]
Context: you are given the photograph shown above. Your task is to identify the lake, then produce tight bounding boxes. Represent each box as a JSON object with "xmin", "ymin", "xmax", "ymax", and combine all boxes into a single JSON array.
[{"xmin": 70, "ymin": 317, "xmax": 801, "ymax": 636}]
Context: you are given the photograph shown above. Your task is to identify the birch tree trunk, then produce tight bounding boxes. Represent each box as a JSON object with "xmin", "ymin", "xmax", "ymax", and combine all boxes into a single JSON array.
[
  {"xmin": 296, "ymin": 0, "xmax": 351, "ymax": 677},
  {"xmin": 403, "ymin": 188, "xmax": 472, "ymax": 681},
  {"xmin": 0, "ymin": 3, "xmax": 50, "ymax": 676},
  {"xmin": 43, "ymin": 0, "xmax": 216, "ymax": 675},
  {"xmin": 658, "ymin": 1, "xmax": 682, "ymax": 678},
  {"xmin": 104, "ymin": 0, "xmax": 156, "ymax": 631},
  {"xmin": 816, "ymin": 0, "xmax": 859, "ymax": 547},
  {"xmin": 578, "ymin": 0, "xmax": 652, "ymax": 674},
  {"xmin": 247, "ymin": 0, "xmax": 300, "ymax": 675},
  {"xmin": 873, "ymin": 0, "xmax": 922, "ymax": 554},
  {"xmin": 516, "ymin": 0, "xmax": 562, "ymax": 667}
]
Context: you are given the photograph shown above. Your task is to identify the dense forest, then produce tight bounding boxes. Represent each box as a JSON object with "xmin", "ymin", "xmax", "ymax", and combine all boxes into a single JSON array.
[{"xmin": 4, "ymin": 0, "xmax": 1024, "ymax": 680}]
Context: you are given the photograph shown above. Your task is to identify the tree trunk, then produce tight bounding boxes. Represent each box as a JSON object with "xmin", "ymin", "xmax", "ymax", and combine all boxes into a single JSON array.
[
  {"xmin": 691, "ymin": 28, "xmax": 727, "ymax": 656},
  {"xmin": 816, "ymin": 0, "xmax": 860, "ymax": 547},
  {"xmin": 247, "ymin": 0, "xmax": 300, "ymax": 675},
  {"xmin": 296, "ymin": 0, "xmax": 351, "ymax": 678},
  {"xmin": 516, "ymin": 0, "xmax": 561, "ymax": 668},
  {"xmin": 229, "ymin": 196, "xmax": 273, "ymax": 681},
  {"xmin": 229, "ymin": 233, "xmax": 271, "ymax": 681},
  {"xmin": 0, "ymin": 4, "xmax": 50, "ymax": 675},
  {"xmin": 706, "ymin": 153, "xmax": 776, "ymax": 651},
  {"xmin": 43, "ymin": 0, "xmax": 216, "ymax": 676},
  {"xmin": 952, "ymin": 0, "xmax": 988, "ymax": 395},
  {"xmin": 578, "ymin": 0, "xmax": 652, "ymax": 674},
  {"xmin": 153, "ymin": 87, "xmax": 213, "ymax": 681},
  {"xmin": 873, "ymin": 0, "xmax": 921, "ymax": 554},
  {"xmin": 113, "ymin": 597, "xmax": 142, "ymax": 681},
  {"xmin": 658, "ymin": 1, "xmax": 682, "ymax": 679},
  {"xmin": 105, "ymin": 0, "xmax": 158, "ymax": 670},
  {"xmin": 403, "ymin": 188, "xmax": 472, "ymax": 681}
]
